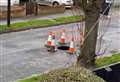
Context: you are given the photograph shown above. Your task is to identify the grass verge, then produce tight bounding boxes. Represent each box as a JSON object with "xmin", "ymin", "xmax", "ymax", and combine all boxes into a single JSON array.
[
  {"xmin": 95, "ymin": 53, "xmax": 120, "ymax": 67},
  {"xmin": 0, "ymin": 15, "xmax": 84, "ymax": 33}
]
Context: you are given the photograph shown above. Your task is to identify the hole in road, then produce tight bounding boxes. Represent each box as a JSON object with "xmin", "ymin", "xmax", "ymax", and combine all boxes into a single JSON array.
[{"xmin": 58, "ymin": 46, "xmax": 69, "ymax": 50}]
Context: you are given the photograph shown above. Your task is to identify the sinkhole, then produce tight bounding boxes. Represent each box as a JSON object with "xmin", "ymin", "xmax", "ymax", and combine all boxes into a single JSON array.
[{"xmin": 57, "ymin": 45, "xmax": 69, "ymax": 50}]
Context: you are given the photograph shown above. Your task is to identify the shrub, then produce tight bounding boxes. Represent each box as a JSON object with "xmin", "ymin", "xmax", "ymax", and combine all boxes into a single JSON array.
[{"xmin": 17, "ymin": 65, "xmax": 105, "ymax": 82}]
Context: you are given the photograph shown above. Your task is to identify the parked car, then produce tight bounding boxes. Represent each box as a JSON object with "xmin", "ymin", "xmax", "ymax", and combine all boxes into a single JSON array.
[
  {"xmin": 34, "ymin": 0, "xmax": 73, "ymax": 8},
  {"xmin": 0, "ymin": 0, "xmax": 19, "ymax": 6}
]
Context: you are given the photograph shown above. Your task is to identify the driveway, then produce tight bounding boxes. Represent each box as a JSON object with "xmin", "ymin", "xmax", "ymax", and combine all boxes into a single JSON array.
[{"xmin": 0, "ymin": 8, "xmax": 120, "ymax": 82}]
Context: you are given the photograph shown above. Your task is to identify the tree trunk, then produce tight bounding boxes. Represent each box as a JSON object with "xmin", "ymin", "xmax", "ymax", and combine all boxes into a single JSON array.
[{"xmin": 77, "ymin": 0, "xmax": 102, "ymax": 68}]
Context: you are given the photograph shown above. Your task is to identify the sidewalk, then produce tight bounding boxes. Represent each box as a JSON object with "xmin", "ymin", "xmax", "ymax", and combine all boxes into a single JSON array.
[{"xmin": 0, "ymin": 9, "xmax": 83, "ymax": 25}]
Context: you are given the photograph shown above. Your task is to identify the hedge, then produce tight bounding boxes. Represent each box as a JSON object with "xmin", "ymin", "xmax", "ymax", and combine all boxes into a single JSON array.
[{"xmin": 17, "ymin": 65, "xmax": 105, "ymax": 82}]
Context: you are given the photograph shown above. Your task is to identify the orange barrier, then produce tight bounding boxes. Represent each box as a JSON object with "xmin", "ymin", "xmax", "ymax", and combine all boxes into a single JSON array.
[{"xmin": 46, "ymin": 28, "xmax": 84, "ymax": 52}]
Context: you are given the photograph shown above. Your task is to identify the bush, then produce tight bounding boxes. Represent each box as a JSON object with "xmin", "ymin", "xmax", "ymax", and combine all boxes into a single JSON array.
[{"xmin": 17, "ymin": 65, "xmax": 105, "ymax": 82}]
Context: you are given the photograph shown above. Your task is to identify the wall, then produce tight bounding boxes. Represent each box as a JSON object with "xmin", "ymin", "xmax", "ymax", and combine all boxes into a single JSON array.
[
  {"xmin": 37, "ymin": 5, "xmax": 65, "ymax": 15},
  {"xmin": 0, "ymin": 6, "xmax": 26, "ymax": 19},
  {"xmin": 0, "ymin": 5, "xmax": 65, "ymax": 19}
]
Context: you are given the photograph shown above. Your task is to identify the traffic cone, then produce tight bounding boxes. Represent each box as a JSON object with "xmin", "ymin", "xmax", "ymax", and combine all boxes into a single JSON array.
[
  {"xmin": 68, "ymin": 38, "xmax": 75, "ymax": 54},
  {"xmin": 60, "ymin": 30, "xmax": 65, "ymax": 44},
  {"xmin": 47, "ymin": 32, "xmax": 52, "ymax": 47},
  {"xmin": 49, "ymin": 36, "xmax": 57, "ymax": 52}
]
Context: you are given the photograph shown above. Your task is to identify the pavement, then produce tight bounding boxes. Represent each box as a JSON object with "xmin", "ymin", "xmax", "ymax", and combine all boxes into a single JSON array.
[
  {"xmin": 0, "ymin": 9, "xmax": 83, "ymax": 25},
  {"xmin": 0, "ymin": 8, "xmax": 120, "ymax": 82},
  {"xmin": 97, "ymin": 8, "xmax": 120, "ymax": 55}
]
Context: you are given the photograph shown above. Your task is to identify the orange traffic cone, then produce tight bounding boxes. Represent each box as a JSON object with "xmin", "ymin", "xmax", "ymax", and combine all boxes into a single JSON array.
[
  {"xmin": 60, "ymin": 30, "xmax": 65, "ymax": 44},
  {"xmin": 50, "ymin": 37, "xmax": 57, "ymax": 52},
  {"xmin": 47, "ymin": 32, "xmax": 52, "ymax": 47},
  {"xmin": 68, "ymin": 38, "xmax": 75, "ymax": 54}
]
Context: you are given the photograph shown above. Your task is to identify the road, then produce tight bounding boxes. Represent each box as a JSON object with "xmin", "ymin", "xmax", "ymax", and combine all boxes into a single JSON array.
[{"xmin": 0, "ymin": 8, "xmax": 120, "ymax": 82}]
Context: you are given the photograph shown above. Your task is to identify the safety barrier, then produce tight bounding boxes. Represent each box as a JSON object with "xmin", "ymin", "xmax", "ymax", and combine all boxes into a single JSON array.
[{"xmin": 45, "ymin": 27, "xmax": 84, "ymax": 53}]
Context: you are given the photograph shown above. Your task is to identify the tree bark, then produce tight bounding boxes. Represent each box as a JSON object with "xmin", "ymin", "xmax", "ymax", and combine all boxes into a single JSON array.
[{"xmin": 77, "ymin": 0, "xmax": 103, "ymax": 68}]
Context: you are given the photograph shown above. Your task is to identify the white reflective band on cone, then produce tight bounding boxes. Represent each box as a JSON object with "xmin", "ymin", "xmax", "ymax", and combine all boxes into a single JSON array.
[
  {"xmin": 70, "ymin": 41, "xmax": 74, "ymax": 48},
  {"xmin": 48, "ymin": 35, "xmax": 52, "ymax": 41},
  {"xmin": 61, "ymin": 32, "xmax": 65, "ymax": 38},
  {"xmin": 51, "ymin": 39, "xmax": 55, "ymax": 46}
]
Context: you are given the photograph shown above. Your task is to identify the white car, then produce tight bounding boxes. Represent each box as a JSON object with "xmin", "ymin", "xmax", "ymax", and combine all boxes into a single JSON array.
[
  {"xmin": 0, "ymin": 0, "xmax": 19, "ymax": 6},
  {"xmin": 35, "ymin": 0, "xmax": 73, "ymax": 7}
]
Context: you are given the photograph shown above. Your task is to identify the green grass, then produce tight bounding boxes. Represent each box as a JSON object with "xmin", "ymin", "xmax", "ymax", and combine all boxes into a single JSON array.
[
  {"xmin": 96, "ymin": 53, "xmax": 120, "ymax": 67},
  {"xmin": 0, "ymin": 15, "xmax": 84, "ymax": 32},
  {"xmin": 16, "ymin": 76, "xmax": 40, "ymax": 82}
]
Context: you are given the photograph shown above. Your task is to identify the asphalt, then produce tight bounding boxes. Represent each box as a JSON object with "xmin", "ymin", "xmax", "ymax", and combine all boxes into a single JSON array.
[{"xmin": 0, "ymin": 8, "xmax": 120, "ymax": 82}]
